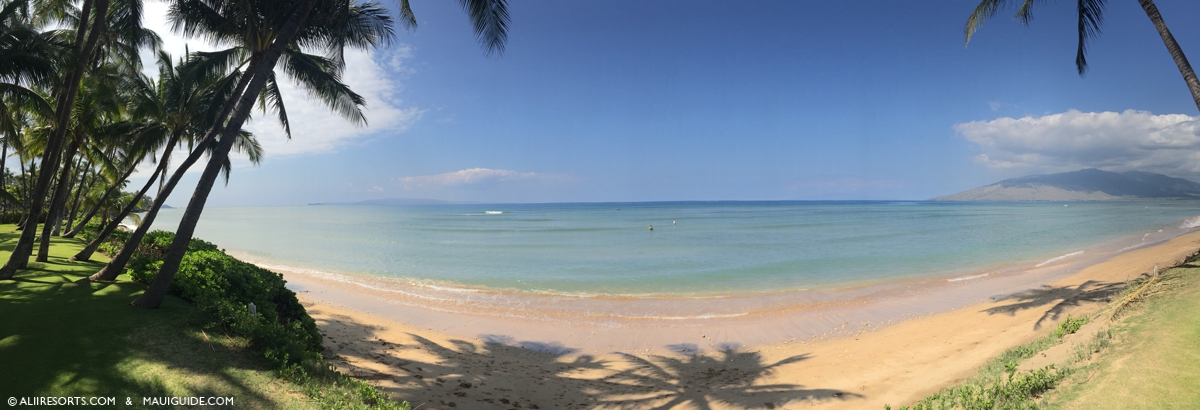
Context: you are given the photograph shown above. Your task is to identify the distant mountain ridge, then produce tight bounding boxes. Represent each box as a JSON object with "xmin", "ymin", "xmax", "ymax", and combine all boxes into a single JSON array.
[{"xmin": 933, "ymin": 169, "xmax": 1200, "ymax": 201}]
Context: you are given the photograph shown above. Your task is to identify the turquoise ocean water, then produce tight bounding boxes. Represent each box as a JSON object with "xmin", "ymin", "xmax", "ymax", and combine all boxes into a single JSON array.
[{"xmin": 146, "ymin": 200, "xmax": 1200, "ymax": 297}]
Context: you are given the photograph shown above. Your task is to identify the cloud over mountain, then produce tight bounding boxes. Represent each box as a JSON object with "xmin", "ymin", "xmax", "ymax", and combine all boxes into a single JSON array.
[{"xmin": 954, "ymin": 110, "xmax": 1200, "ymax": 177}]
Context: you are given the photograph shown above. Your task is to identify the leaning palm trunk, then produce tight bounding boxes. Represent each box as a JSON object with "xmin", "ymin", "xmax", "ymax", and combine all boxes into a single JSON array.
[
  {"xmin": 15, "ymin": 159, "xmax": 29, "ymax": 230},
  {"xmin": 74, "ymin": 135, "xmax": 179, "ymax": 262},
  {"xmin": 1137, "ymin": 0, "xmax": 1200, "ymax": 112},
  {"xmin": 88, "ymin": 50, "xmax": 265, "ymax": 281},
  {"xmin": 53, "ymin": 155, "xmax": 86, "ymax": 236},
  {"xmin": 59, "ymin": 156, "xmax": 89, "ymax": 234},
  {"xmin": 130, "ymin": 0, "xmax": 320, "ymax": 308},
  {"xmin": 72, "ymin": 163, "xmax": 164, "ymax": 263},
  {"xmin": 0, "ymin": 0, "xmax": 108, "ymax": 278},
  {"xmin": 88, "ymin": 140, "xmax": 208, "ymax": 281},
  {"xmin": 64, "ymin": 164, "xmax": 96, "ymax": 233},
  {"xmin": 63, "ymin": 163, "xmax": 137, "ymax": 238},
  {"xmin": 0, "ymin": 142, "xmax": 7, "ymax": 206},
  {"xmin": 37, "ymin": 140, "xmax": 81, "ymax": 261}
]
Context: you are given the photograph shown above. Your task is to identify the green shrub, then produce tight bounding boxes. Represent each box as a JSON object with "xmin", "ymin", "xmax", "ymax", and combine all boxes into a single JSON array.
[
  {"xmin": 77, "ymin": 219, "xmax": 132, "ymax": 257},
  {"xmin": 126, "ymin": 230, "xmax": 217, "ymax": 284},
  {"xmin": 120, "ymin": 230, "xmax": 405, "ymax": 409},
  {"xmin": 133, "ymin": 247, "xmax": 322, "ymax": 363}
]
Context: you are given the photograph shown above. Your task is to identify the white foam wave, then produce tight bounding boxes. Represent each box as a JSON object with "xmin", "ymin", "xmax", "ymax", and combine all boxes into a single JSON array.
[
  {"xmin": 947, "ymin": 273, "xmax": 989, "ymax": 282},
  {"xmin": 1181, "ymin": 216, "xmax": 1200, "ymax": 229},
  {"xmin": 485, "ymin": 211, "xmax": 504, "ymax": 214},
  {"xmin": 1034, "ymin": 251, "xmax": 1084, "ymax": 268}
]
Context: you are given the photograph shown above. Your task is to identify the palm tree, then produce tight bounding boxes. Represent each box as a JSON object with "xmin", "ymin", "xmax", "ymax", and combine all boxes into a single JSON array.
[
  {"xmin": 79, "ymin": 50, "xmax": 256, "ymax": 266},
  {"xmin": 0, "ymin": 0, "xmax": 110, "ymax": 278},
  {"xmin": 965, "ymin": 0, "xmax": 1200, "ymax": 112},
  {"xmin": 129, "ymin": 0, "xmax": 510, "ymax": 308},
  {"xmin": 61, "ymin": 147, "xmax": 137, "ymax": 237},
  {"xmin": 34, "ymin": 62, "xmax": 129, "ymax": 262},
  {"xmin": 1, "ymin": 0, "xmax": 59, "ymax": 201}
]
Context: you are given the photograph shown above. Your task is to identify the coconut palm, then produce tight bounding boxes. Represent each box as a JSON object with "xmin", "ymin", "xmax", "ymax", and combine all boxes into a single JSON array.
[
  {"xmin": 0, "ymin": 0, "xmax": 112, "ymax": 278},
  {"xmin": 80, "ymin": 50, "xmax": 255, "ymax": 267},
  {"xmin": 128, "ymin": 0, "xmax": 509, "ymax": 308},
  {"xmin": 61, "ymin": 148, "xmax": 139, "ymax": 237},
  {"xmin": 32, "ymin": 61, "xmax": 130, "ymax": 262},
  {"xmin": 965, "ymin": 0, "xmax": 1200, "ymax": 112},
  {"xmin": 1, "ymin": 0, "xmax": 59, "ymax": 200}
]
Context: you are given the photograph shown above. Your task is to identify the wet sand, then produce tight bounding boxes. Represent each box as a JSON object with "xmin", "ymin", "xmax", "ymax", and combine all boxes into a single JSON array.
[{"xmin": 292, "ymin": 230, "xmax": 1200, "ymax": 409}]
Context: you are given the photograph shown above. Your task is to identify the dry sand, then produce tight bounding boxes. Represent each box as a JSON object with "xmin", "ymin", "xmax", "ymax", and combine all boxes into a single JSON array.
[{"xmin": 295, "ymin": 230, "xmax": 1200, "ymax": 409}]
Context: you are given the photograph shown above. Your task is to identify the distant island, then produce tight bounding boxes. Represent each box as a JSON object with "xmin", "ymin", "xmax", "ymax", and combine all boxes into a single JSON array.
[
  {"xmin": 309, "ymin": 198, "xmax": 475, "ymax": 206},
  {"xmin": 933, "ymin": 169, "xmax": 1200, "ymax": 201}
]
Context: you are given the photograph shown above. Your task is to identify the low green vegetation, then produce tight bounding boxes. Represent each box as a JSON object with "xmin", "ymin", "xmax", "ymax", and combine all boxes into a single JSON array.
[
  {"xmin": 0, "ymin": 224, "xmax": 409, "ymax": 409},
  {"xmin": 889, "ymin": 253, "xmax": 1200, "ymax": 410},
  {"xmin": 1042, "ymin": 262, "xmax": 1200, "ymax": 409},
  {"xmin": 886, "ymin": 316, "xmax": 1090, "ymax": 410}
]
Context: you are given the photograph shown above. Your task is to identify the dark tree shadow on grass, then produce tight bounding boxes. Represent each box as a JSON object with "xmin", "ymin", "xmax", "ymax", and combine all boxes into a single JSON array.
[
  {"xmin": 0, "ymin": 224, "xmax": 302, "ymax": 409},
  {"xmin": 983, "ymin": 279, "xmax": 1130, "ymax": 329}
]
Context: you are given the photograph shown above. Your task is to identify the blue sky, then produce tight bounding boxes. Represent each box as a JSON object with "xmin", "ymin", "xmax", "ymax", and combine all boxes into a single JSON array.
[{"xmin": 137, "ymin": 0, "xmax": 1200, "ymax": 206}]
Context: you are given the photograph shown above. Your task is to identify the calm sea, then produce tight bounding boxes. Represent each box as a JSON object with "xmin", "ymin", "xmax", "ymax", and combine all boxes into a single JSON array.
[{"xmin": 145, "ymin": 200, "xmax": 1200, "ymax": 297}]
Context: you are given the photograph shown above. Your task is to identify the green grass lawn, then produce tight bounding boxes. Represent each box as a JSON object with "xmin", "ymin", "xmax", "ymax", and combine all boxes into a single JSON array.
[
  {"xmin": 1045, "ymin": 265, "xmax": 1200, "ymax": 409},
  {"xmin": 0, "ymin": 224, "xmax": 314, "ymax": 408}
]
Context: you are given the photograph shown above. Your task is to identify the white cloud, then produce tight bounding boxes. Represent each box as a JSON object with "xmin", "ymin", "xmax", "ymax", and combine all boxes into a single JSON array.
[
  {"xmin": 140, "ymin": 5, "xmax": 422, "ymax": 162},
  {"xmin": 396, "ymin": 168, "xmax": 547, "ymax": 187},
  {"xmin": 245, "ymin": 48, "xmax": 424, "ymax": 158},
  {"xmin": 954, "ymin": 109, "xmax": 1200, "ymax": 176}
]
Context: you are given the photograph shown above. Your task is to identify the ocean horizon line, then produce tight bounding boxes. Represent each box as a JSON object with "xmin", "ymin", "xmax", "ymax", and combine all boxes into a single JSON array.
[{"xmin": 184, "ymin": 197, "xmax": 1200, "ymax": 209}]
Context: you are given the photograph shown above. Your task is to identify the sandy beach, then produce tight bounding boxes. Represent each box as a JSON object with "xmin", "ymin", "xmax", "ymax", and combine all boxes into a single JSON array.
[{"xmin": 289, "ymin": 230, "xmax": 1200, "ymax": 409}]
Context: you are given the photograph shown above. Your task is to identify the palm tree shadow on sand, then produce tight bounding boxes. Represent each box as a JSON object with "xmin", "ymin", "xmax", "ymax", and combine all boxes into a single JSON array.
[
  {"xmin": 598, "ymin": 344, "xmax": 859, "ymax": 409},
  {"xmin": 981, "ymin": 279, "xmax": 1130, "ymax": 329},
  {"xmin": 311, "ymin": 310, "xmax": 858, "ymax": 409}
]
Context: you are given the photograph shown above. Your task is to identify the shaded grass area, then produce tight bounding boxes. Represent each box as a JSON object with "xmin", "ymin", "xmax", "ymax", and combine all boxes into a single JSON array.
[
  {"xmin": 1044, "ymin": 264, "xmax": 1200, "ymax": 409},
  {"xmin": 0, "ymin": 225, "xmax": 405, "ymax": 408}
]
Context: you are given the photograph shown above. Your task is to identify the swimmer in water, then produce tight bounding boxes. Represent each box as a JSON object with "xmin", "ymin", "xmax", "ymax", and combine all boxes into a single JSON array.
[{"xmin": 649, "ymin": 225, "xmax": 653, "ymax": 231}]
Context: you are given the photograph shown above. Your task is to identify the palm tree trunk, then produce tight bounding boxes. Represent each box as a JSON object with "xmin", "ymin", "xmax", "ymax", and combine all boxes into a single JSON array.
[
  {"xmin": 89, "ymin": 140, "xmax": 207, "ymax": 281},
  {"xmin": 1138, "ymin": 0, "xmax": 1200, "ymax": 112},
  {"xmin": 16, "ymin": 158, "xmax": 27, "ymax": 230},
  {"xmin": 63, "ymin": 162, "xmax": 136, "ymax": 238},
  {"xmin": 52, "ymin": 154, "xmax": 86, "ymax": 236},
  {"xmin": 64, "ymin": 163, "xmax": 96, "ymax": 233},
  {"xmin": 74, "ymin": 134, "xmax": 178, "ymax": 262},
  {"xmin": 87, "ymin": 47, "xmax": 265, "ymax": 281},
  {"xmin": 73, "ymin": 162, "xmax": 164, "ymax": 263},
  {"xmin": 131, "ymin": 0, "xmax": 320, "ymax": 308},
  {"xmin": 0, "ymin": 0, "xmax": 108, "ymax": 279},
  {"xmin": 1, "ymin": 140, "xmax": 7, "ymax": 208},
  {"xmin": 37, "ymin": 139, "xmax": 80, "ymax": 262}
]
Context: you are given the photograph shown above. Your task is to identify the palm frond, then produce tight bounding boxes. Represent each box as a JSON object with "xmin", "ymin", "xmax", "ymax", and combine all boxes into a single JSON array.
[
  {"xmin": 458, "ymin": 0, "xmax": 508, "ymax": 56},
  {"xmin": 260, "ymin": 72, "xmax": 291, "ymax": 139},
  {"xmin": 1076, "ymin": 0, "xmax": 1106, "ymax": 75},
  {"xmin": 397, "ymin": 0, "xmax": 415, "ymax": 31},
  {"xmin": 965, "ymin": 0, "xmax": 1010, "ymax": 46},
  {"xmin": 280, "ymin": 49, "xmax": 366, "ymax": 126}
]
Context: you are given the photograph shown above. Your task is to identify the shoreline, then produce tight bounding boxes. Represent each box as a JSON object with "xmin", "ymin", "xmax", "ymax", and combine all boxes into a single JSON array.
[
  {"xmin": 293, "ymin": 230, "xmax": 1200, "ymax": 408},
  {"xmin": 238, "ymin": 222, "xmax": 1195, "ymax": 354}
]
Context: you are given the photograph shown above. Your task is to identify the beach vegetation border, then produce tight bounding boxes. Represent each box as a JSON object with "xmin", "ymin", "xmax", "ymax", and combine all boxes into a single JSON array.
[
  {"xmin": 77, "ymin": 223, "xmax": 411, "ymax": 409},
  {"xmin": 885, "ymin": 315, "xmax": 1089, "ymax": 410},
  {"xmin": 1041, "ymin": 263, "xmax": 1200, "ymax": 408},
  {"xmin": 889, "ymin": 252, "xmax": 1200, "ymax": 409}
]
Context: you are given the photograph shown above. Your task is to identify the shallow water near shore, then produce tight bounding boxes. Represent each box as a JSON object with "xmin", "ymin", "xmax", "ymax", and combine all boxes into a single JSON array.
[{"xmin": 139, "ymin": 201, "xmax": 1200, "ymax": 329}]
